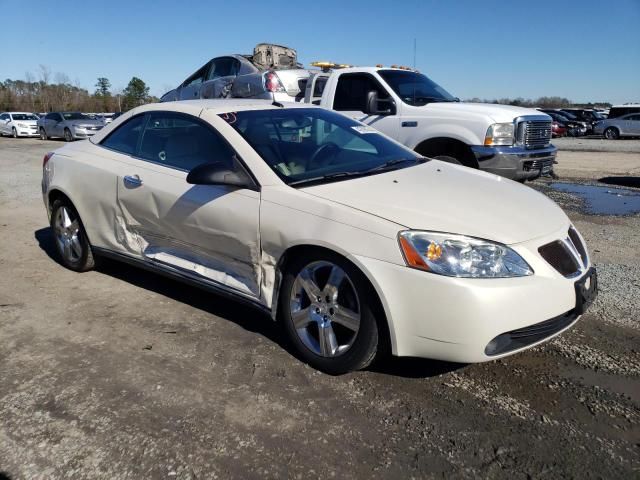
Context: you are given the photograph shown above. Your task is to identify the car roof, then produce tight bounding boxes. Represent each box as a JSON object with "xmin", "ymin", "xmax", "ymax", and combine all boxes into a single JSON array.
[{"xmin": 143, "ymin": 99, "xmax": 319, "ymax": 115}]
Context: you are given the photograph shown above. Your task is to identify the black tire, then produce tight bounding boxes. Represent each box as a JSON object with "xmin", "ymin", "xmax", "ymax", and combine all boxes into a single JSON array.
[
  {"xmin": 50, "ymin": 198, "xmax": 96, "ymax": 272},
  {"xmin": 604, "ymin": 127, "xmax": 619, "ymax": 140},
  {"xmin": 280, "ymin": 251, "xmax": 380, "ymax": 375},
  {"xmin": 12, "ymin": 127, "xmax": 18, "ymax": 138},
  {"xmin": 433, "ymin": 154, "xmax": 463, "ymax": 165},
  {"xmin": 64, "ymin": 128, "xmax": 73, "ymax": 142},
  {"xmin": 40, "ymin": 128, "xmax": 48, "ymax": 140}
]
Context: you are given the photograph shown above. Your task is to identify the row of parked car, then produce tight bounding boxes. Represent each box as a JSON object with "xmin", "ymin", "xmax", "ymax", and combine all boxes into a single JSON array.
[
  {"xmin": 536, "ymin": 106, "xmax": 640, "ymax": 139},
  {"xmin": 0, "ymin": 111, "xmax": 122, "ymax": 140}
]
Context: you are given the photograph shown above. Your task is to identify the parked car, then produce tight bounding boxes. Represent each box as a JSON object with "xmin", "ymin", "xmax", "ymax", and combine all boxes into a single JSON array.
[
  {"xmin": 161, "ymin": 43, "xmax": 309, "ymax": 104},
  {"xmin": 593, "ymin": 113, "xmax": 640, "ymax": 139},
  {"xmin": 560, "ymin": 109, "xmax": 605, "ymax": 134},
  {"xmin": 538, "ymin": 110, "xmax": 587, "ymax": 137},
  {"xmin": 37, "ymin": 112, "xmax": 104, "ymax": 141},
  {"xmin": 551, "ymin": 121, "xmax": 567, "ymax": 138},
  {"xmin": 0, "ymin": 112, "xmax": 40, "ymax": 137},
  {"xmin": 41, "ymin": 99, "xmax": 597, "ymax": 374},
  {"xmin": 607, "ymin": 104, "xmax": 640, "ymax": 119}
]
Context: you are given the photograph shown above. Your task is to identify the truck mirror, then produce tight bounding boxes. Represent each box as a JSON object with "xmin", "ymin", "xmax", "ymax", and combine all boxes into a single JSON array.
[{"xmin": 365, "ymin": 90, "xmax": 395, "ymax": 116}]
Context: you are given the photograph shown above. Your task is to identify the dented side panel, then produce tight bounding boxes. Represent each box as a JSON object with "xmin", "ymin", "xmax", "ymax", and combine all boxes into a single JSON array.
[{"xmin": 115, "ymin": 161, "xmax": 261, "ymax": 298}]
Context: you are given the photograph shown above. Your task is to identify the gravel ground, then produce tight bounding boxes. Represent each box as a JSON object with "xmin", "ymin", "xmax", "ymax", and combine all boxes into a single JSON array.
[
  {"xmin": 553, "ymin": 136, "xmax": 640, "ymax": 153},
  {"xmin": 0, "ymin": 137, "xmax": 638, "ymax": 479}
]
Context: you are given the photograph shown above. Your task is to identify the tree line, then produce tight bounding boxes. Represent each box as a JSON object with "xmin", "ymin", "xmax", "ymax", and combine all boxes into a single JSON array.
[
  {"xmin": 464, "ymin": 96, "xmax": 612, "ymax": 109},
  {"xmin": 0, "ymin": 66, "xmax": 158, "ymax": 113}
]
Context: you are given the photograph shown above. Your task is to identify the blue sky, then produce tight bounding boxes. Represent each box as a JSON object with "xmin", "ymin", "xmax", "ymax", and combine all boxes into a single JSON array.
[{"xmin": 1, "ymin": 0, "xmax": 639, "ymax": 104}]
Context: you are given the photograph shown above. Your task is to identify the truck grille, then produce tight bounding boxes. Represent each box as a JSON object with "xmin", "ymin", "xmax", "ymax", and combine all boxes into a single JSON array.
[
  {"xmin": 518, "ymin": 120, "xmax": 552, "ymax": 148},
  {"xmin": 538, "ymin": 228, "xmax": 587, "ymax": 277}
]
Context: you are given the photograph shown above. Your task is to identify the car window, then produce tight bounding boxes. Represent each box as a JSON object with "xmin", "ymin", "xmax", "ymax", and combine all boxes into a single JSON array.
[
  {"xmin": 333, "ymin": 73, "xmax": 391, "ymax": 112},
  {"xmin": 62, "ymin": 112, "xmax": 90, "ymax": 121},
  {"xmin": 222, "ymin": 108, "xmax": 419, "ymax": 185},
  {"xmin": 0, "ymin": 114, "xmax": 7, "ymax": 121},
  {"xmin": 183, "ymin": 63, "xmax": 209, "ymax": 88},
  {"xmin": 313, "ymin": 77, "xmax": 328, "ymax": 97},
  {"xmin": 100, "ymin": 115, "xmax": 144, "ymax": 155},
  {"xmin": 12, "ymin": 113, "xmax": 38, "ymax": 121},
  {"xmin": 378, "ymin": 70, "xmax": 456, "ymax": 106},
  {"xmin": 138, "ymin": 112, "xmax": 236, "ymax": 171},
  {"xmin": 207, "ymin": 57, "xmax": 240, "ymax": 80}
]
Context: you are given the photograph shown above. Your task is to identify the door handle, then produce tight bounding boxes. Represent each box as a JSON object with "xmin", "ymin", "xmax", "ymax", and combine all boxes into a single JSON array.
[{"xmin": 123, "ymin": 174, "xmax": 143, "ymax": 187}]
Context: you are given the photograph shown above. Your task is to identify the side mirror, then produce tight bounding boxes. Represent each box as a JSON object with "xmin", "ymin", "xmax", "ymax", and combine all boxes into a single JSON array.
[
  {"xmin": 365, "ymin": 90, "xmax": 396, "ymax": 116},
  {"xmin": 186, "ymin": 161, "xmax": 256, "ymax": 190}
]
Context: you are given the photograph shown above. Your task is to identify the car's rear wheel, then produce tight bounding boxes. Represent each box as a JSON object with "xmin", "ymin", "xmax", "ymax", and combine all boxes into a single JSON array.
[
  {"xmin": 280, "ymin": 252, "xmax": 379, "ymax": 374},
  {"xmin": 64, "ymin": 128, "xmax": 73, "ymax": 142},
  {"xmin": 40, "ymin": 128, "xmax": 48, "ymax": 140},
  {"xmin": 50, "ymin": 199, "xmax": 96, "ymax": 272},
  {"xmin": 604, "ymin": 127, "xmax": 619, "ymax": 140},
  {"xmin": 12, "ymin": 127, "xmax": 18, "ymax": 138}
]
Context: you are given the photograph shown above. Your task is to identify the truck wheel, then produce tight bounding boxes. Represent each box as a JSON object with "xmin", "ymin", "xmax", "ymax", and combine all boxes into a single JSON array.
[{"xmin": 603, "ymin": 127, "xmax": 619, "ymax": 140}]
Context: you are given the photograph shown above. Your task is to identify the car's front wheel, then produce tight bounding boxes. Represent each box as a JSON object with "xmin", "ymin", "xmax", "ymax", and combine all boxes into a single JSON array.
[
  {"xmin": 50, "ymin": 199, "xmax": 96, "ymax": 272},
  {"xmin": 604, "ymin": 127, "xmax": 620, "ymax": 140},
  {"xmin": 12, "ymin": 127, "xmax": 18, "ymax": 138},
  {"xmin": 280, "ymin": 252, "xmax": 380, "ymax": 374},
  {"xmin": 40, "ymin": 128, "xmax": 48, "ymax": 140},
  {"xmin": 64, "ymin": 128, "xmax": 73, "ymax": 142}
]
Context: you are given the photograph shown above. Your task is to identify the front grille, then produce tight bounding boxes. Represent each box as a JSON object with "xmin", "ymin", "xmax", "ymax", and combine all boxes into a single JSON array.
[
  {"xmin": 538, "ymin": 240, "xmax": 581, "ymax": 277},
  {"xmin": 485, "ymin": 310, "xmax": 577, "ymax": 356},
  {"xmin": 518, "ymin": 120, "xmax": 552, "ymax": 148}
]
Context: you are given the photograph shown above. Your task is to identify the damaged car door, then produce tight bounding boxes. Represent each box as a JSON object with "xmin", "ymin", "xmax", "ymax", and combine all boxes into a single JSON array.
[{"xmin": 111, "ymin": 111, "xmax": 261, "ymax": 298}]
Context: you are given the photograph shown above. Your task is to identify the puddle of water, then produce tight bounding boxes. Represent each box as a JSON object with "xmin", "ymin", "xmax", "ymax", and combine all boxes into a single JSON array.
[{"xmin": 549, "ymin": 183, "xmax": 640, "ymax": 215}]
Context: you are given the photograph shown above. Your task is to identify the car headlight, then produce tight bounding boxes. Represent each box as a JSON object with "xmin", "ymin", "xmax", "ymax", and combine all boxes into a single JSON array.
[
  {"xmin": 484, "ymin": 122, "xmax": 514, "ymax": 146},
  {"xmin": 398, "ymin": 231, "xmax": 533, "ymax": 278},
  {"xmin": 73, "ymin": 124, "xmax": 85, "ymax": 129},
  {"xmin": 17, "ymin": 123, "xmax": 29, "ymax": 128}
]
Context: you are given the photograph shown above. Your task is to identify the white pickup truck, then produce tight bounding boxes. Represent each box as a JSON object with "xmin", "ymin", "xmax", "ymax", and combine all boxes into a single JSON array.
[{"xmin": 302, "ymin": 66, "xmax": 557, "ymax": 182}]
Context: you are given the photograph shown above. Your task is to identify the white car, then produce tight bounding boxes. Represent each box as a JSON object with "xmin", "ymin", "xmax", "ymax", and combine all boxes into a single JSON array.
[
  {"xmin": 0, "ymin": 112, "xmax": 40, "ymax": 137},
  {"xmin": 41, "ymin": 100, "xmax": 597, "ymax": 374}
]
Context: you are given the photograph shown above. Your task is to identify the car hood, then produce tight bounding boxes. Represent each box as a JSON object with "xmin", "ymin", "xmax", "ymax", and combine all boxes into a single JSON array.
[{"xmin": 300, "ymin": 161, "xmax": 568, "ymax": 245}]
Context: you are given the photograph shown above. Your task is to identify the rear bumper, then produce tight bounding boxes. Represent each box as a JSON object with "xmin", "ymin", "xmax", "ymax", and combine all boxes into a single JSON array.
[{"xmin": 471, "ymin": 144, "xmax": 557, "ymax": 181}]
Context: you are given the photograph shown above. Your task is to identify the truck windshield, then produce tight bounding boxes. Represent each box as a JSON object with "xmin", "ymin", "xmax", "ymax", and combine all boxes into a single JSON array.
[
  {"xmin": 378, "ymin": 70, "xmax": 456, "ymax": 106},
  {"xmin": 221, "ymin": 108, "xmax": 422, "ymax": 187}
]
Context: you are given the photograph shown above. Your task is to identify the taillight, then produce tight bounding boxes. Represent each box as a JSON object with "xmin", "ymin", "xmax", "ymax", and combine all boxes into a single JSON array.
[
  {"xmin": 263, "ymin": 71, "xmax": 285, "ymax": 93},
  {"xmin": 43, "ymin": 151, "xmax": 54, "ymax": 168}
]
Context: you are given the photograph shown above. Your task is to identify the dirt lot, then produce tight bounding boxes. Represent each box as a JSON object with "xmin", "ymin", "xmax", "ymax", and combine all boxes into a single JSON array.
[{"xmin": 1, "ymin": 136, "xmax": 639, "ymax": 479}]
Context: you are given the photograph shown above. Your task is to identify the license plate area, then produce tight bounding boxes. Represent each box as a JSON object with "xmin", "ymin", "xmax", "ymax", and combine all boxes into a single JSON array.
[{"xmin": 574, "ymin": 267, "xmax": 597, "ymax": 314}]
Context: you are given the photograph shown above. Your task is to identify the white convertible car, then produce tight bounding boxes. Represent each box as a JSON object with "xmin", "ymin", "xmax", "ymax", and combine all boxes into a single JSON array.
[{"xmin": 41, "ymin": 99, "xmax": 597, "ymax": 374}]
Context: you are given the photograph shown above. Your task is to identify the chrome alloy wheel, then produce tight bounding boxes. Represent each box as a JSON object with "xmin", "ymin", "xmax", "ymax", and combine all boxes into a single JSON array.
[
  {"xmin": 289, "ymin": 261, "xmax": 361, "ymax": 357},
  {"xmin": 54, "ymin": 206, "xmax": 82, "ymax": 263}
]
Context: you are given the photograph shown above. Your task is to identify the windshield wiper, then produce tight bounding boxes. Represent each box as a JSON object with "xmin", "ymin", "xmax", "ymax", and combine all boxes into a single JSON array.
[
  {"xmin": 365, "ymin": 157, "xmax": 427, "ymax": 173},
  {"xmin": 289, "ymin": 158, "xmax": 428, "ymax": 187}
]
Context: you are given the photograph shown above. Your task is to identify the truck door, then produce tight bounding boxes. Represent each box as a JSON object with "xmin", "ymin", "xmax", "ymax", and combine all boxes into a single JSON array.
[{"xmin": 330, "ymin": 72, "xmax": 399, "ymax": 139}]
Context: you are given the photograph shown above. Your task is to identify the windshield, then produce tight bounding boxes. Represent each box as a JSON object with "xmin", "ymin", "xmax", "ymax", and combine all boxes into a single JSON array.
[
  {"xmin": 559, "ymin": 111, "xmax": 577, "ymax": 120},
  {"xmin": 12, "ymin": 113, "xmax": 38, "ymax": 121},
  {"xmin": 221, "ymin": 108, "xmax": 421, "ymax": 186},
  {"xmin": 378, "ymin": 70, "xmax": 456, "ymax": 106},
  {"xmin": 62, "ymin": 112, "xmax": 91, "ymax": 121}
]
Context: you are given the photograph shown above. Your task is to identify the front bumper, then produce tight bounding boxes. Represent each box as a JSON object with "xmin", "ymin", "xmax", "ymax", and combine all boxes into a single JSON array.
[
  {"xmin": 471, "ymin": 144, "xmax": 557, "ymax": 181},
  {"xmin": 354, "ymin": 228, "xmax": 596, "ymax": 363},
  {"xmin": 16, "ymin": 127, "xmax": 39, "ymax": 137}
]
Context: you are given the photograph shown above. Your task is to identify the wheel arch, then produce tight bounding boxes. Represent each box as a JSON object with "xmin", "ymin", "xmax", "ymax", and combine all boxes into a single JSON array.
[
  {"xmin": 47, "ymin": 188, "xmax": 95, "ymax": 245},
  {"xmin": 272, "ymin": 243, "xmax": 394, "ymax": 357},
  {"xmin": 414, "ymin": 136, "xmax": 478, "ymax": 168}
]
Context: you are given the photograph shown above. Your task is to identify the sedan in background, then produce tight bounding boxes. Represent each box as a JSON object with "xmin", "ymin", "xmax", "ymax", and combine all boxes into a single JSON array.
[
  {"xmin": 0, "ymin": 112, "xmax": 40, "ymax": 137},
  {"xmin": 37, "ymin": 112, "xmax": 104, "ymax": 142},
  {"xmin": 551, "ymin": 121, "xmax": 567, "ymax": 138},
  {"xmin": 41, "ymin": 100, "xmax": 597, "ymax": 374},
  {"xmin": 594, "ymin": 114, "xmax": 640, "ymax": 139}
]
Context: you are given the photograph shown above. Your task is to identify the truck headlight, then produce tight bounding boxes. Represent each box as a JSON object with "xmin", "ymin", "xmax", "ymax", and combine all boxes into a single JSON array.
[
  {"xmin": 398, "ymin": 231, "xmax": 533, "ymax": 278},
  {"xmin": 484, "ymin": 123, "xmax": 514, "ymax": 146}
]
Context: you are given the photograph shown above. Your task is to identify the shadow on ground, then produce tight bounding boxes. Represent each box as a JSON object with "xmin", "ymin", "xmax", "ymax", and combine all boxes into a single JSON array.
[
  {"xmin": 599, "ymin": 176, "xmax": 640, "ymax": 189},
  {"xmin": 34, "ymin": 227, "xmax": 463, "ymax": 379}
]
